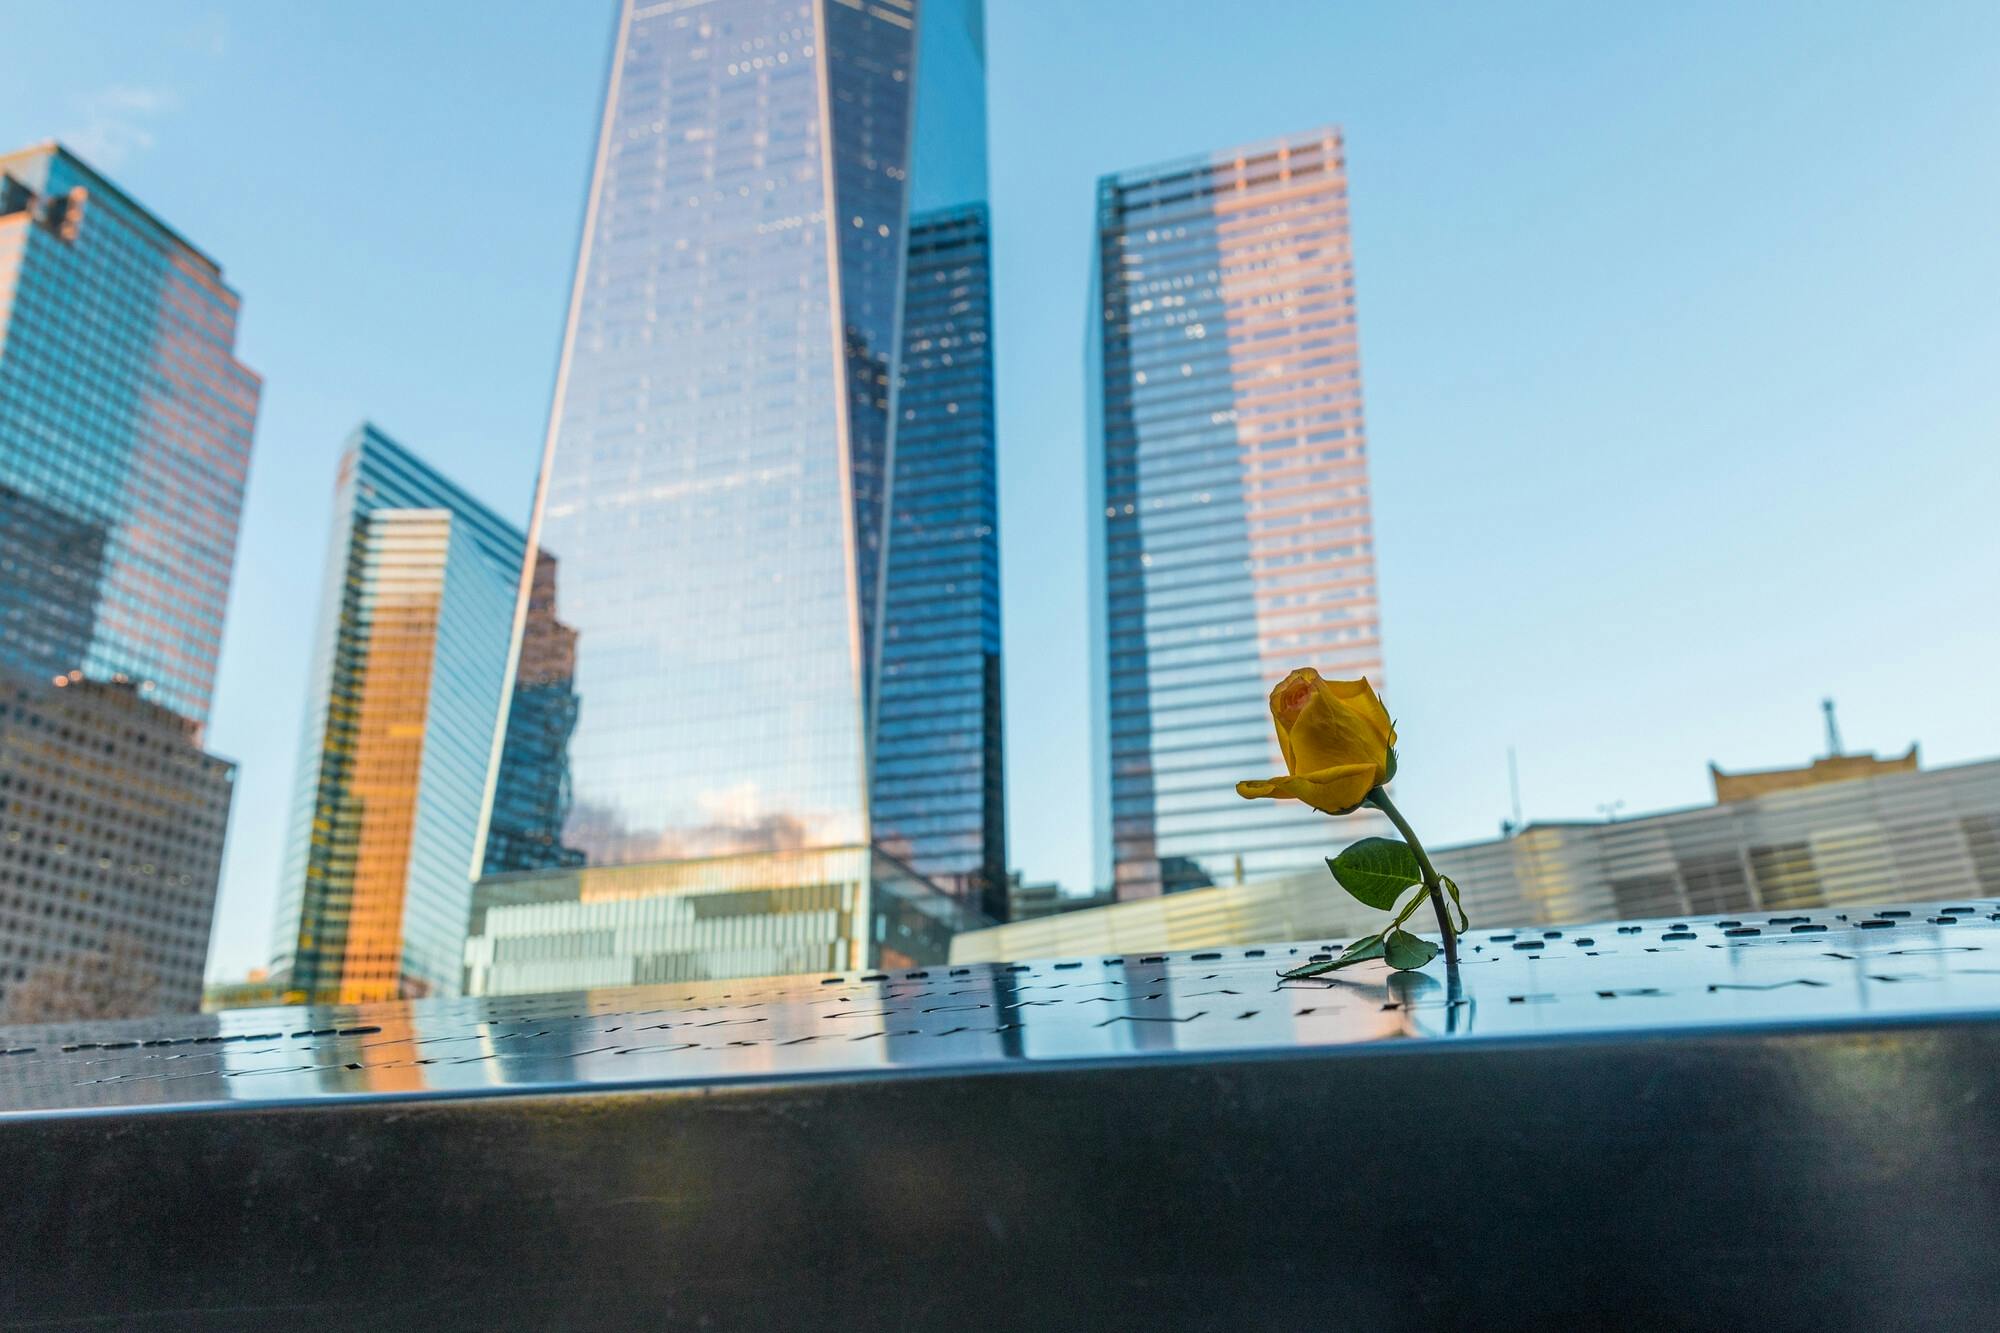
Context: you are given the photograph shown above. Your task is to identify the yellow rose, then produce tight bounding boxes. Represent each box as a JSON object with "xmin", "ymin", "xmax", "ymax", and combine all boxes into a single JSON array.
[{"xmin": 1235, "ymin": 668, "xmax": 1396, "ymax": 815}]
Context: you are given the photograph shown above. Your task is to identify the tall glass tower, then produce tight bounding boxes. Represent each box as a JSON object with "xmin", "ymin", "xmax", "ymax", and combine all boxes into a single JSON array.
[
  {"xmin": 873, "ymin": 204, "xmax": 1004, "ymax": 917},
  {"xmin": 273, "ymin": 426, "xmax": 525, "ymax": 1003},
  {"xmin": 477, "ymin": 0, "xmax": 994, "ymax": 983},
  {"xmin": 0, "ymin": 143, "xmax": 260, "ymax": 725},
  {"xmin": 1089, "ymin": 128, "xmax": 1385, "ymax": 901},
  {"xmin": 871, "ymin": 0, "xmax": 1004, "ymax": 919}
]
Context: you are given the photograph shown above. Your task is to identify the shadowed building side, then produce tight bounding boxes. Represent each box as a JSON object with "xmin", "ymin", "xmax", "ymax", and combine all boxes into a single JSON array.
[{"xmin": 0, "ymin": 678, "xmax": 232, "ymax": 1017}]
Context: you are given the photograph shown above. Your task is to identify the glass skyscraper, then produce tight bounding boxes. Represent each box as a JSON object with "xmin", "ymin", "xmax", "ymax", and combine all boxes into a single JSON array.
[
  {"xmin": 869, "ymin": 0, "xmax": 1003, "ymax": 917},
  {"xmin": 873, "ymin": 204, "xmax": 1005, "ymax": 918},
  {"xmin": 272, "ymin": 426, "xmax": 525, "ymax": 1004},
  {"xmin": 0, "ymin": 143, "xmax": 258, "ymax": 1017},
  {"xmin": 476, "ymin": 0, "xmax": 996, "ymax": 985},
  {"xmin": 0, "ymin": 143, "xmax": 260, "ymax": 725},
  {"xmin": 1089, "ymin": 128, "xmax": 1385, "ymax": 901}
]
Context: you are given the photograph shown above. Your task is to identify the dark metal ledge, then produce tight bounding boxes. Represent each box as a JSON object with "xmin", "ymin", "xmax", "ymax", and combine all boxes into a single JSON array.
[{"xmin": 5, "ymin": 903, "xmax": 1999, "ymax": 1329}]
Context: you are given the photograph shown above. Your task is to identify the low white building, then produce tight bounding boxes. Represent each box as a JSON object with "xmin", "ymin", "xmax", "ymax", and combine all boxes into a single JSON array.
[
  {"xmin": 465, "ymin": 846, "xmax": 988, "ymax": 995},
  {"xmin": 951, "ymin": 757, "xmax": 2000, "ymax": 963}
]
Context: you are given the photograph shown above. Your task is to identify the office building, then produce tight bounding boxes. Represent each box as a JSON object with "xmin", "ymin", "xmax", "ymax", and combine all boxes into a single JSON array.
[
  {"xmin": 870, "ymin": 0, "xmax": 1004, "ymax": 915},
  {"xmin": 1005, "ymin": 874, "xmax": 1110, "ymax": 923},
  {"xmin": 1713, "ymin": 747, "xmax": 1920, "ymax": 803},
  {"xmin": 465, "ymin": 845, "xmax": 968, "ymax": 992},
  {"xmin": 0, "ymin": 677, "xmax": 233, "ymax": 1018},
  {"xmin": 953, "ymin": 753, "xmax": 2000, "ymax": 963},
  {"xmin": 0, "ymin": 143, "xmax": 260, "ymax": 725},
  {"xmin": 1089, "ymin": 127, "xmax": 1384, "ymax": 901},
  {"xmin": 474, "ymin": 0, "xmax": 997, "ymax": 989},
  {"xmin": 0, "ymin": 143, "xmax": 258, "ymax": 1016},
  {"xmin": 1431, "ymin": 755, "xmax": 2000, "ymax": 927},
  {"xmin": 872, "ymin": 204, "xmax": 1004, "ymax": 916},
  {"xmin": 271, "ymin": 426, "xmax": 524, "ymax": 1004}
]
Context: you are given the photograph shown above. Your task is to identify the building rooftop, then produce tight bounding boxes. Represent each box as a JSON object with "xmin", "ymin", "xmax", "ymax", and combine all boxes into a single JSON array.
[
  {"xmin": 1710, "ymin": 744, "xmax": 1920, "ymax": 802},
  {"xmin": 0, "ymin": 140, "xmax": 227, "ymax": 280}
]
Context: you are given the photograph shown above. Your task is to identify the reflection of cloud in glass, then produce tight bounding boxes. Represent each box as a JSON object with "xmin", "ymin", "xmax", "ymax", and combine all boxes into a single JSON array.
[
  {"xmin": 508, "ymin": 0, "xmax": 916, "ymax": 877},
  {"xmin": 564, "ymin": 781, "xmax": 833, "ymax": 864}
]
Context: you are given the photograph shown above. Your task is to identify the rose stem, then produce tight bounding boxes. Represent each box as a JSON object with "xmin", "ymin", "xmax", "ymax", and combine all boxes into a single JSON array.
[{"xmin": 1367, "ymin": 788, "xmax": 1459, "ymax": 969}]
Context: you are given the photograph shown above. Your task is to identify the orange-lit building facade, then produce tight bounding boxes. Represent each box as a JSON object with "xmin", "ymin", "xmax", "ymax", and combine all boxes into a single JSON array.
[
  {"xmin": 1089, "ymin": 128, "xmax": 1385, "ymax": 901},
  {"xmin": 272, "ymin": 427, "xmax": 524, "ymax": 1004}
]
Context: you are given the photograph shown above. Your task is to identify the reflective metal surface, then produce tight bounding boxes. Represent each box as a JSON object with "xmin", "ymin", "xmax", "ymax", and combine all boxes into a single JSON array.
[
  {"xmin": 3, "ymin": 901, "xmax": 1999, "ymax": 1115},
  {"xmin": 6, "ymin": 904, "xmax": 2000, "ymax": 1329}
]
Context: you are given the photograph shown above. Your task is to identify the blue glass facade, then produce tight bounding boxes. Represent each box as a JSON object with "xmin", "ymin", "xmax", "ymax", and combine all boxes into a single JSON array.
[
  {"xmin": 520, "ymin": 0, "xmax": 915, "ymax": 873},
  {"xmin": 1090, "ymin": 130, "xmax": 1386, "ymax": 900},
  {"xmin": 0, "ymin": 144, "xmax": 260, "ymax": 725},
  {"xmin": 482, "ymin": 550, "xmax": 584, "ymax": 875},
  {"xmin": 0, "ymin": 142, "xmax": 255, "ymax": 1017},
  {"xmin": 484, "ymin": 0, "xmax": 998, "ymax": 969},
  {"xmin": 872, "ymin": 204, "xmax": 1004, "ymax": 916},
  {"xmin": 273, "ymin": 426, "xmax": 525, "ymax": 1003}
]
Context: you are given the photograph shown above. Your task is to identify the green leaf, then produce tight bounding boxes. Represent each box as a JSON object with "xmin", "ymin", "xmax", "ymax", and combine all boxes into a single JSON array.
[
  {"xmin": 1332, "ymin": 932, "xmax": 1385, "ymax": 969},
  {"xmin": 1384, "ymin": 928, "xmax": 1440, "ymax": 971},
  {"xmin": 1327, "ymin": 838, "xmax": 1423, "ymax": 910},
  {"xmin": 1441, "ymin": 876, "xmax": 1470, "ymax": 934},
  {"xmin": 1279, "ymin": 933, "xmax": 1385, "ymax": 979}
]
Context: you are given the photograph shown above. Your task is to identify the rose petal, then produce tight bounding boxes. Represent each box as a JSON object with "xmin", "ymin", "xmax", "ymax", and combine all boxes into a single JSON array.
[
  {"xmin": 1320, "ymin": 675, "xmax": 1395, "ymax": 748},
  {"xmin": 1286, "ymin": 689, "xmax": 1389, "ymax": 781},
  {"xmin": 1234, "ymin": 763, "xmax": 1377, "ymax": 815}
]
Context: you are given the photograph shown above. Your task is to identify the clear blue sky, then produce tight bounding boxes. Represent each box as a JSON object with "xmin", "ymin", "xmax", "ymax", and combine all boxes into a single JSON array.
[{"xmin": 3, "ymin": 2, "xmax": 1996, "ymax": 981}]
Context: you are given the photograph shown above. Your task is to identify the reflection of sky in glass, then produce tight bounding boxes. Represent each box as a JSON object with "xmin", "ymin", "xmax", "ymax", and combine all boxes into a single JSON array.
[
  {"xmin": 528, "ymin": 0, "xmax": 919, "ymax": 869},
  {"xmin": 907, "ymin": 0, "xmax": 987, "ymax": 214},
  {"xmin": 0, "ymin": 145, "xmax": 259, "ymax": 725}
]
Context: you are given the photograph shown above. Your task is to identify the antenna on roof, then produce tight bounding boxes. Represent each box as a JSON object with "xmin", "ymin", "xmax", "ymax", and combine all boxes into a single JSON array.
[
  {"xmin": 1508, "ymin": 746, "xmax": 1523, "ymax": 830},
  {"xmin": 1822, "ymin": 698, "xmax": 1843, "ymax": 758}
]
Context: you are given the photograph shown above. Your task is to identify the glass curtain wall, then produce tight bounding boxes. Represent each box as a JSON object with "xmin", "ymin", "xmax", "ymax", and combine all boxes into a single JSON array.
[{"xmin": 1090, "ymin": 129, "xmax": 1385, "ymax": 900}]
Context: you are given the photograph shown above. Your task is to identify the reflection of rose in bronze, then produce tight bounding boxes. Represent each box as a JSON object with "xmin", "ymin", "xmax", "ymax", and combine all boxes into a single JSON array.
[
  {"xmin": 1386, "ymin": 969, "xmax": 1440, "ymax": 1005},
  {"xmin": 1386, "ymin": 966, "xmax": 1473, "ymax": 1036}
]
